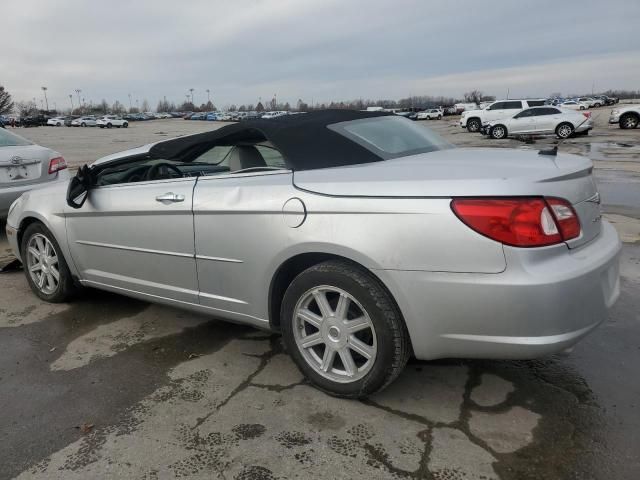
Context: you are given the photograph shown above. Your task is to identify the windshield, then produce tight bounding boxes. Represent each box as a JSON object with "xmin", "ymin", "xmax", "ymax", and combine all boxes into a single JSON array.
[
  {"xmin": 328, "ymin": 116, "xmax": 453, "ymax": 160},
  {"xmin": 0, "ymin": 128, "xmax": 33, "ymax": 147}
]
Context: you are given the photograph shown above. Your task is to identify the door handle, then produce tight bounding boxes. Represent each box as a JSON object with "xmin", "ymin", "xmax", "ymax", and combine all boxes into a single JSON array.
[{"xmin": 155, "ymin": 192, "xmax": 185, "ymax": 203}]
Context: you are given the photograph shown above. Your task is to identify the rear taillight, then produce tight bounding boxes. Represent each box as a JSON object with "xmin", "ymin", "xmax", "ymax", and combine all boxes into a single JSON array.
[
  {"xmin": 48, "ymin": 156, "xmax": 67, "ymax": 174},
  {"xmin": 582, "ymin": 112, "xmax": 592, "ymax": 118},
  {"xmin": 545, "ymin": 197, "xmax": 581, "ymax": 240},
  {"xmin": 451, "ymin": 197, "xmax": 581, "ymax": 247}
]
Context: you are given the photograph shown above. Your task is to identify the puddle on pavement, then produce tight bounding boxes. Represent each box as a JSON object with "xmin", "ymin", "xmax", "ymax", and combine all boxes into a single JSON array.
[{"xmin": 586, "ymin": 142, "xmax": 639, "ymax": 162}]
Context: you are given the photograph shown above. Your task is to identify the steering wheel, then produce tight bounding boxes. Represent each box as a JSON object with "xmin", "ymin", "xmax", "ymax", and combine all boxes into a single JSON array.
[
  {"xmin": 145, "ymin": 162, "xmax": 183, "ymax": 181},
  {"xmin": 123, "ymin": 164, "xmax": 152, "ymax": 183}
]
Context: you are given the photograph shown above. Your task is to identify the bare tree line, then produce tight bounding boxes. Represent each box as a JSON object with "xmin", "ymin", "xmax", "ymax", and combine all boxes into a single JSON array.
[{"xmin": 3, "ymin": 83, "xmax": 640, "ymax": 117}]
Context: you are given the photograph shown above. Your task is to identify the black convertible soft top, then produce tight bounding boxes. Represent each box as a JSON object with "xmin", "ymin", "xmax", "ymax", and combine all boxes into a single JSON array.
[{"xmin": 149, "ymin": 109, "xmax": 393, "ymax": 171}]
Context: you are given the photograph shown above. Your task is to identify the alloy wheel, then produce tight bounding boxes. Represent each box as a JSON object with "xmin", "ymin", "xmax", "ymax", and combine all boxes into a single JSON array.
[
  {"xmin": 293, "ymin": 286, "xmax": 377, "ymax": 383},
  {"xmin": 492, "ymin": 126, "xmax": 506, "ymax": 139},
  {"xmin": 622, "ymin": 116, "xmax": 638, "ymax": 129},
  {"xmin": 557, "ymin": 124, "xmax": 573, "ymax": 138},
  {"xmin": 26, "ymin": 234, "xmax": 60, "ymax": 295},
  {"xmin": 468, "ymin": 120, "xmax": 480, "ymax": 132}
]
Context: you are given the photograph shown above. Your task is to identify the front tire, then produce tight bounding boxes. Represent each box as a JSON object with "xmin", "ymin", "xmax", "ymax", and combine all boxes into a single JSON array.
[
  {"xmin": 620, "ymin": 113, "xmax": 639, "ymax": 129},
  {"xmin": 281, "ymin": 260, "xmax": 410, "ymax": 398},
  {"xmin": 466, "ymin": 118, "xmax": 481, "ymax": 132},
  {"xmin": 123, "ymin": 122, "xmax": 128, "ymax": 128},
  {"xmin": 490, "ymin": 124, "xmax": 507, "ymax": 139},
  {"xmin": 556, "ymin": 122, "xmax": 574, "ymax": 139},
  {"xmin": 107, "ymin": 123, "xmax": 112, "ymax": 128},
  {"xmin": 21, "ymin": 222, "xmax": 77, "ymax": 303},
  {"xmin": 81, "ymin": 122, "xmax": 86, "ymax": 127}
]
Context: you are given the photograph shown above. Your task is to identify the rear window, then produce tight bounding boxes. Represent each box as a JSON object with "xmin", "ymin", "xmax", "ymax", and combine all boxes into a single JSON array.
[
  {"xmin": 527, "ymin": 100, "xmax": 546, "ymax": 107},
  {"xmin": 328, "ymin": 116, "xmax": 453, "ymax": 160},
  {"xmin": 0, "ymin": 129, "xmax": 33, "ymax": 147}
]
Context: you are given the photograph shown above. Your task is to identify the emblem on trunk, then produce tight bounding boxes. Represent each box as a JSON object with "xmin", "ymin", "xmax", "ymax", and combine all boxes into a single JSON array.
[{"xmin": 10, "ymin": 156, "xmax": 23, "ymax": 165}]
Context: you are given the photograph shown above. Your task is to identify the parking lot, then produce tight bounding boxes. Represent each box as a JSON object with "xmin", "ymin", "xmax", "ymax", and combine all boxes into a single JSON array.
[{"xmin": 1, "ymin": 111, "xmax": 639, "ymax": 479}]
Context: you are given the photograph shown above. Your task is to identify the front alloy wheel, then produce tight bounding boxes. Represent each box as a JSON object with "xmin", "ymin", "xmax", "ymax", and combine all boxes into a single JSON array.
[
  {"xmin": 281, "ymin": 260, "xmax": 410, "ymax": 398},
  {"xmin": 26, "ymin": 234, "xmax": 59, "ymax": 295},
  {"xmin": 21, "ymin": 222, "xmax": 77, "ymax": 302},
  {"xmin": 467, "ymin": 118, "xmax": 481, "ymax": 132}
]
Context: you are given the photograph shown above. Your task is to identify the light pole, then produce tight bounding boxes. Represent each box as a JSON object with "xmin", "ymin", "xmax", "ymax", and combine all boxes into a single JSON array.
[
  {"xmin": 75, "ymin": 89, "xmax": 82, "ymax": 112},
  {"xmin": 69, "ymin": 94, "xmax": 74, "ymax": 112},
  {"xmin": 206, "ymin": 89, "xmax": 210, "ymax": 104},
  {"xmin": 128, "ymin": 93, "xmax": 132, "ymax": 111},
  {"xmin": 189, "ymin": 88, "xmax": 195, "ymax": 106},
  {"xmin": 41, "ymin": 86, "xmax": 49, "ymax": 111}
]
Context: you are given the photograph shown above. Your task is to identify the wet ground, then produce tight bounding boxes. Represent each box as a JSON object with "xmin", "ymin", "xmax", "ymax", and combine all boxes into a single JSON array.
[{"xmin": 1, "ymin": 109, "xmax": 639, "ymax": 479}]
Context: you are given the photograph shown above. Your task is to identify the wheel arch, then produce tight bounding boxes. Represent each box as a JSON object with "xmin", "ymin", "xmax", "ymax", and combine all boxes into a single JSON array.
[
  {"xmin": 17, "ymin": 215, "xmax": 51, "ymax": 252},
  {"xmin": 16, "ymin": 213, "xmax": 79, "ymax": 278},
  {"xmin": 267, "ymin": 251, "xmax": 408, "ymax": 343},
  {"xmin": 620, "ymin": 111, "xmax": 640, "ymax": 122}
]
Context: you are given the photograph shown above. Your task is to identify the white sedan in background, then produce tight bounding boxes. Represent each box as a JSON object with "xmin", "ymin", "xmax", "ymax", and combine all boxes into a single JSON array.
[
  {"xmin": 483, "ymin": 106, "xmax": 593, "ymax": 139},
  {"xmin": 46, "ymin": 117, "xmax": 66, "ymax": 127},
  {"xmin": 560, "ymin": 100, "xmax": 589, "ymax": 111},
  {"xmin": 71, "ymin": 116, "xmax": 97, "ymax": 127},
  {"xmin": 97, "ymin": 116, "xmax": 129, "ymax": 129}
]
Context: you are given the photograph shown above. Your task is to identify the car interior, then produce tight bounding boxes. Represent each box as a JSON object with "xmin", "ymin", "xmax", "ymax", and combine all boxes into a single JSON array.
[{"xmin": 94, "ymin": 139, "xmax": 287, "ymax": 186}]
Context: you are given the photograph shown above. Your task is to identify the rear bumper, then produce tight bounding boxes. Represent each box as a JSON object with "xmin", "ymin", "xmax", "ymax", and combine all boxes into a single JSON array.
[{"xmin": 379, "ymin": 221, "xmax": 621, "ymax": 360}]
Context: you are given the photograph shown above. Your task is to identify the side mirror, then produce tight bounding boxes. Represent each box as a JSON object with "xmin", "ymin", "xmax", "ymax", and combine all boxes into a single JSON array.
[{"xmin": 66, "ymin": 164, "xmax": 93, "ymax": 209}]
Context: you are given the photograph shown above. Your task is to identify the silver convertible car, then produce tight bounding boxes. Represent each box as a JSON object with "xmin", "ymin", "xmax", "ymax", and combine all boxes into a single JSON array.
[{"xmin": 5, "ymin": 110, "xmax": 621, "ymax": 397}]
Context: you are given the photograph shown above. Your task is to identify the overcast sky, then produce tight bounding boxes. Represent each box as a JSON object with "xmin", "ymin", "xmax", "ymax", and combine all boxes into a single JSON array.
[{"xmin": 2, "ymin": 0, "xmax": 639, "ymax": 110}]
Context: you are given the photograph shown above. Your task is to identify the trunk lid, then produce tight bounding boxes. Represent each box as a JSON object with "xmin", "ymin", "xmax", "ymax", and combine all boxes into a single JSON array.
[
  {"xmin": 0, "ymin": 145, "xmax": 50, "ymax": 186},
  {"xmin": 294, "ymin": 147, "xmax": 601, "ymax": 248}
]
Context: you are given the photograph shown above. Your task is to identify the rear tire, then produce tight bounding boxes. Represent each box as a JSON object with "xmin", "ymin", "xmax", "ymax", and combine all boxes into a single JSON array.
[
  {"xmin": 281, "ymin": 260, "xmax": 410, "ymax": 398},
  {"xmin": 107, "ymin": 123, "xmax": 112, "ymax": 128},
  {"xmin": 81, "ymin": 122, "xmax": 86, "ymax": 127},
  {"xmin": 123, "ymin": 122, "xmax": 128, "ymax": 128},
  {"xmin": 466, "ymin": 118, "xmax": 481, "ymax": 132},
  {"xmin": 556, "ymin": 122, "xmax": 574, "ymax": 139},
  {"xmin": 20, "ymin": 222, "xmax": 77, "ymax": 303},
  {"xmin": 620, "ymin": 113, "xmax": 639, "ymax": 130}
]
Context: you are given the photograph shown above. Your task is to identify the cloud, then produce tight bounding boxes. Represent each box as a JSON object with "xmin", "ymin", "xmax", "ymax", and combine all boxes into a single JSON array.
[{"xmin": 1, "ymin": 0, "xmax": 638, "ymax": 109}]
